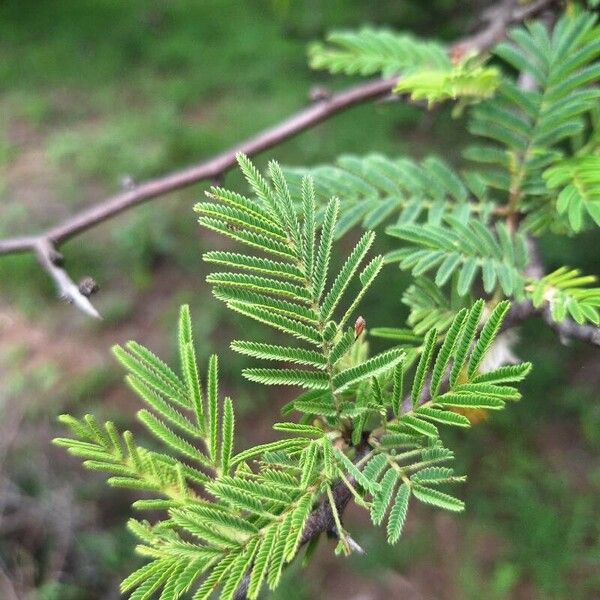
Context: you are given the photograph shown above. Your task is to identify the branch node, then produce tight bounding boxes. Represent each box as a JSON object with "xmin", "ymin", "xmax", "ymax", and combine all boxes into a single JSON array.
[
  {"xmin": 78, "ymin": 277, "xmax": 99, "ymax": 298},
  {"xmin": 120, "ymin": 175, "xmax": 136, "ymax": 191},
  {"xmin": 309, "ymin": 85, "xmax": 331, "ymax": 102}
]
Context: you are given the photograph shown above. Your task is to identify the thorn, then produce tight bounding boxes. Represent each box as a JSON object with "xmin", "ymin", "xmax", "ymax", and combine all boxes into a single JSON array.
[
  {"xmin": 558, "ymin": 333, "xmax": 571, "ymax": 346},
  {"xmin": 345, "ymin": 535, "xmax": 366, "ymax": 555},
  {"xmin": 330, "ymin": 527, "xmax": 366, "ymax": 555}
]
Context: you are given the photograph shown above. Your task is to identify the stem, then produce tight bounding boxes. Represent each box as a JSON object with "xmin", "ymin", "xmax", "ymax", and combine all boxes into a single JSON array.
[{"xmin": 326, "ymin": 484, "xmax": 350, "ymax": 555}]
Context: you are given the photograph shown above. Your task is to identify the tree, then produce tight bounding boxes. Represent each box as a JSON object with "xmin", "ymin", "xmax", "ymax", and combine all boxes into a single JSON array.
[{"xmin": 4, "ymin": 1, "xmax": 600, "ymax": 598}]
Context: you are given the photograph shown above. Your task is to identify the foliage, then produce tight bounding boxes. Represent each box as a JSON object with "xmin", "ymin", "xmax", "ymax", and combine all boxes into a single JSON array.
[
  {"xmin": 308, "ymin": 28, "xmax": 451, "ymax": 77},
  {"xmin": 309, "ymin": 28, "xmax": 499, "ymax": 105},
  {"xmin": 289, "ymin": 9, "xmax": 600, "ymax": 331},
  {"xmin": 400, "ymin": 277, "xmax": 472, "ymax": 337},
  {"xmin": 393, "ymin": 58, "xmax": 500, "ymax": 106},
  {"xmin": 387, "ymin": 217, "xmax": 529, "ymax": 297},
  {"xmin": 466, "ymin": 11, "xmax": 600, "ymax": 232},
  {"xmin": 543, "ymin": 155, "xmax": 600, "ymax": 231},
  {"xmin": 53, "ymin": 6, "xmax": 600, "ymax": 600},
  {"xmin": 527, "ymin": 266, "xmax": 600, "ymax": 325},
  {"xmin": 284, "ymin": 153, "xmax": 493, "ymax": 238},
  {"xmin": 57, "ymin": 158, "xmax": 531, "ymax": 599}
]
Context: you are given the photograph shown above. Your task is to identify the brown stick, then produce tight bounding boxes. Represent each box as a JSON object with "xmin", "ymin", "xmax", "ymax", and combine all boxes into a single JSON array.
[{"xmin": 0, "ymin": 77, "xmax": 395, "ymax": 258}]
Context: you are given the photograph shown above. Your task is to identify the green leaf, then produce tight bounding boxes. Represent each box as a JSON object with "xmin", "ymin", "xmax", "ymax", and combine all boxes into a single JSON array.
[
  {"xmin": 411, "ymin": 484, "xmax": 465, "ymax": 512},
  {"xmin": 272, "ymin": 423, "xmax": 325, "ymax": 437},
  {"xmin": 220, "ymin": 398, "xmax": 234, "ymax": 475},
  {"xmin": 313, "ymin": 198, "xmax": 340, "ymax": 302},
  {"xmin": 450, "ymin": 300, "xmax": 484, "ymax": 387},
  {"xmin": 231, "ymin": 341, "xmax": 327, "ymax": 369},
  {"xmin": 329, "ymin": 329, "xmax": 356, "ymax": 365},
  {"xmin": 207, "ymin": 355, "xmax": 219, "ymax": 463},
  {"xmin": 370, "ymin": 328, "xmax": 423, "ymax": 343},
  {"xmin": 435, "ymin": 392, "xmax": 505, "ymax": 410},
  {"xmin": 203, "ymin": 251, "xmax": 305, "ymax": 282},
  {"xmin": 137, "ymin": 410, "xmax": 210, "ymax": 465},
  {"xmin": 400, "ymin": 415, "xmax": 439, "ymax": 438},
  {"xmin": 181, "ymin": 342, "xmax": 204, "ymax": 434},
  {"xmin": 387, "ymin": 483, "xmax": 410, "ymax": 544},
  {"xmin": 411, "ymin": 466, "xmax": 465, "ymax": 485},
  {"xmin": 333, "ymin": 347, "xmax": 405, "ymax": 393},
  {"xmin": 361, "ymin": 454, "xmax": 388, "ymax": 483},
  {"xmin": 468, "ymin": 300, "xmax": 510, "ymax": 377},
  {"xmin": 321, "ymin": 231, "xmax": 375, "ymax": 319},
  {"xmin": 309, "ymin": 28, "xmax": 450, "ymax": 77},
  {"xmin": 247, "ymin": 525, "xmax": 278, "ymax": 599},
  {"xmin": 371, "ymin": 468, "xmax": 398, "ymax": 526},
  {"xmin": 113, "ymin": 345, "xmax": 188, "ymax": 409},
  {"xmin": 430, "ymin": 309, "xmax": 467, "ymax": 397},
  {"xmin": 126, "ymin": 375, "xmax": 200, "ymax": 438},
  {"xmin": 411, "ymin": 328, "xmax": 437, "ymax": 407},
  {"xmin": 301, "ymin": 175, "xmax": 316, "ymax": 275},
  {"xmin": 391, "ymin": 362, "xmax": 405, "ymax": 418},
  {"xmin": 472, "ymin": 362, "xmax": 532, "ymax": 384},
  {"xmin": 416, "ymin": 406, "xmax": 471, "ymax": 428},
  {"xmin": 283, "ymin": 493, "xmax": 314, "ymax": 561},
  {"xmin": 300, "ymin": 443, "xmax": 318, "ymax": 488},
  {"xmin": 243, "ymin": 368, "xmax": 330, "ymax": 390},
  {"xmin": 335, "ymin": 449, "xmax": 380, "ymax": 494},
  {"xmin": 389, "ymin": 221, "xmax": 523, "ymax": 298}
]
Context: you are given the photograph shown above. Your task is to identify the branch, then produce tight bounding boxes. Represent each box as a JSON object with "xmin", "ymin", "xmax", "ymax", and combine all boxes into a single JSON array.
[
  {"xmin": 233, "ymin": 440, "xmax": 371, "ymax": 600},
  {"xmin": 0, "ymin": 0, "xmax": 555, "ymax": 316},
  {"xmin": 0, "ymin": 77, "xmax": 395, "ymax": 261},
  {"xmin": 299, "ymin": 440, "xmax": 372, "ymax": 548}
]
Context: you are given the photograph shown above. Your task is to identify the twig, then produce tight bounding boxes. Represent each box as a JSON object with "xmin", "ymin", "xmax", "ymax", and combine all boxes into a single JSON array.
[
  {"xmin": 0, "ymin": 0, "xmax": 555, "ymax": 317},
  {"xmin": 453, "ymin": 0, "xmax": 557, "ymax": 58},
  {"xmin": 0, "ymin": 77, "xmax": 395, "ymax": 260},
  {"xmin": 543, "ymin": 309, "xmax": 600, "ymax": 346}
]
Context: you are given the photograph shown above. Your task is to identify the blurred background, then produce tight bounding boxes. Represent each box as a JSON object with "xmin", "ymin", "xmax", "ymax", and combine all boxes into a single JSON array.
[{"xmin": 0, "ymin": 1, "xmax": 599, "ymax": 599}]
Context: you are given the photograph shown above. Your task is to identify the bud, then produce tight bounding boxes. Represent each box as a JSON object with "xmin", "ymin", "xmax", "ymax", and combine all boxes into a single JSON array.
[{"xmin": 354, "ymin": 316, "xmax": 366, "ymax": 338}]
